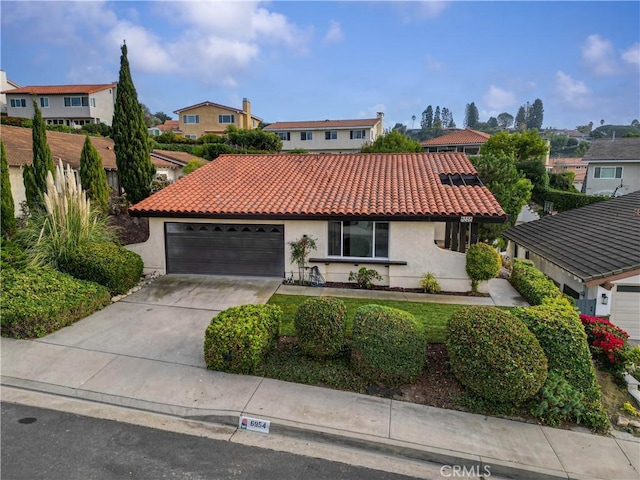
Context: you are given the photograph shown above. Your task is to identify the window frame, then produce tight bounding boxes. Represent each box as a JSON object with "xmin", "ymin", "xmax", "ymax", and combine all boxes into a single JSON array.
[
  {"xmin": 218, "ymin": 114, "xmax": 235, "ymax": 124},
  {"xmin": 182, "ymin": 114, "xmax": 200, "ymax": 124},
  {"xmin": 594, "ymin": 166, "xmax": 622, "ymax": 179},
  {"xmin": 184, "ymin": 134, "xmax": 197, "ymax": 140},
  {"xmin": 10, "ymin": 98, "xmax": 27, "ymax": 108},
  {"xmin": 325, "ymin": 130, "xmax": 338, "ymax": 140},
  {"xmin": 350, "ymin": 129, "xmax": 366, "ymax": 140},
  {"xmin": 39, "ymin": 97, "xmax": 49, "ymax": 108},
  {"xmin": 64, "ymin": 96, "xmax": 89, "ymax": 107},
  {"xmin": 328, "ymin": 221, "xmax": 389, "ymax": 259},
  {"xmin": 277, "ymin": 132, "xmax": 291, "ymax": 141},
  {"xmin": 301, "ymin": 131, "xmax": 313, "ymax": 141}
]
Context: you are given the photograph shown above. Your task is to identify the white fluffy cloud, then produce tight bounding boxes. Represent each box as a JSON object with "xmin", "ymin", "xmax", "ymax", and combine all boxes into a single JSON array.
[
  {"xmin": 555, "ymin": 71, "xmax": 591, "ymax": 107},
  {"xmin": 582, "ymin": 34, "xmax": 617, "ymax": 75},
  {"xmin": 482, "ymin": 85, "xmax": 517, "ymax": 110},
  {"xmin": 324, "ymin": 20, "xmax": 344, "ymax": 44},
  {"xmin": 622, "ymin": 43, "xmax": 640, "ymax": 65}
]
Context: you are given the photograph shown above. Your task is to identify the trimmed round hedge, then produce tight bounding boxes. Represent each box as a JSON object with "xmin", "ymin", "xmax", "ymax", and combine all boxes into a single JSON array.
[
  {"xmin": 204, "ymin": 304, "xmax": 281, "ymax": 374},
  {"xmin": 466, "ymin": 242, "xmax": 501, "ymax": 291},
  {"xmin": 351, "ymin": 304, "xmax": 426, "ymax": 385},
  {"xmin": 446, "ymin": 306, "xmax": 547, "ymax": 404},
  {"xmin": 294, "ymin": 297, "xmax": 347, "ymax": 358},
  {"xmin": 58, "ymin": 242, "xmax": 143, "ymax": 295}
]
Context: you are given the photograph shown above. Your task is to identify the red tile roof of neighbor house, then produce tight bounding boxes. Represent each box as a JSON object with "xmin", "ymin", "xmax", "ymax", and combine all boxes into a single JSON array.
[
  {"xmin": 151, "ymin": 150, "xmax": 205, "ymax": 166},
  {"xmin": 421, "ymin": 128, "xmax": 491, "ymax": 146},
  {"xmin": 264, "ymin": 118, "xmax": 381, "ymax": 130},
  {"xmin": 0, "ymin": 125, "xmax": 179, "ymax": 170},
  {"xmin": 129, "ymin": 153, "xmax": 507, "ymax": 220},
  {"xmin": 2, "ymin": 84, "xmax": 116, "ymax": 95}
]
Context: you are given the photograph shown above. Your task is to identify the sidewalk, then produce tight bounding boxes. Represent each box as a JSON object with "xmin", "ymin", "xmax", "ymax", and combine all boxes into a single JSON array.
[{"xmin": 1, "ymin": 277, "xmax": 638, "ymax": 479}]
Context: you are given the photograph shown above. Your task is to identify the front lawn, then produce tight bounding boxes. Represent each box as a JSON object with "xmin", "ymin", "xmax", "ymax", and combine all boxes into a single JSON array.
[{"xmin": 267, "ymin": 294, "xmax": 465, "ymax": 343}]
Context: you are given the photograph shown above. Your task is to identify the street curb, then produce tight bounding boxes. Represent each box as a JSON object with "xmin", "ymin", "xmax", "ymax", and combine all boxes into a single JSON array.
[{"xmin": 2, "ymin": 377, "xmax": 573, "ymax": 480}]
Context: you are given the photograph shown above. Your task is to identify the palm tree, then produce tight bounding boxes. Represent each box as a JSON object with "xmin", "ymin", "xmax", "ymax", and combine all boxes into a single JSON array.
[{"xmin": 411, "ymin": 115, "xmax": 416, "ymax": 129}]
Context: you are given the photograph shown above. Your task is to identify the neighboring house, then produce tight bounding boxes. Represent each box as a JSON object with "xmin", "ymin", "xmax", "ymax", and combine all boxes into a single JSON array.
[
  {"xmin": 2, "ymin": 83, "xmax": 117, "ymax": 127},
  {"xmin": 543, "ymin": 128, "xmax": 590, "ymax": 143},
  {"xmin": 503, "ymin": 191, "xmax": 640, "ymax": 339},
  {"xmin": 0, "ymin": 125, "xmax": 188, "ymax": 214},
  {"xmin": 547, "ymin": 157, "xmax": 588, "ymax": 191},
  {"xmin": 420, "ymin": 128, "xmax": 491, "ymax": 155},
  {"xmin": 127, "ymin": 152, "xmax": 507, "ymax": 292},
  {"xmin": 150, "ymin": 150, "xmax": 205, "ymax": 182},
  {"xmin": 263, "ymin": 114, "xmax": 384, "ymax": 153},
  {"xmin": 148, "ymin": 120, "xmax": 181, "ymax": 137},
  {"xmin": 173, "ymin": 98, "xmax": 260, "ymax": 140},
  {"xmin": 1, "ymin": 70, "xmax": 20, "ymax": 114},
  {"xmin": 582, "ymin": 137, "xmax": 640, "ymax": 196}
]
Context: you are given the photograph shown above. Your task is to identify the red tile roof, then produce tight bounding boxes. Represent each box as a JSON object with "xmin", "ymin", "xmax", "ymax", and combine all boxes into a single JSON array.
[
  {"xmin": 129, "ymin": 153, "xmax": 506, "ymax": 220},
  {"xmin": 151, "ymin": 150, "xmax": 205, "ymax": 167},
  {"xmin": 2, "ymin": 84, "xmax": 116, "ymax": 95},
  {"xmin": 264, "ymin": 118, "xmax": 381, "ymax": 130},
  {"xmin": 421, "ymin": 129, "xmax": 491, "ymax": 146}
]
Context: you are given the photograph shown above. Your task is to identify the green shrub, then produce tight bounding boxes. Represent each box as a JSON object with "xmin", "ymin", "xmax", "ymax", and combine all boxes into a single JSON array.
[
  {"xmin": 348, "ymin": 267, "xmax": 383, "ymax": 289},
  {"xmin": 537, "ymin": 189, "xmax": 609, "ymax": 212},
  {"xmin": 182, "ymin": 159, "xmax": 206, "ymax": 175},
  {"xmin": 465, "ymin": 243, "xmax": 500, "ymax": 292},
  {"xmin": 530, "ymin": 372, "xmax": 585, "ymax": 427},
  {"xmin": 510, "ymin": 259, "xmax": 562, "ymax": 305},
  {"xmin": 446, "ymin": 306, "xmax": 547, "ymax": 404},
  {"xmin": 1, "ymin": 239, "xmax": 28, "ymax": 271},
  {"xmin": 420, "ymin": 272, "xmax": 441, "ymax": 293},
  {"xmin": 294, "ymin": 297, "xmax": 347, "ymax": 358},
  {"xmin": 203, "ymin": 304, "xmax": 281, "ymax": 374},
  {"xmin": 351, "ymin": 305, "xmax": 426, "ymax": 385},
  {"xmin": 1, "ymin": 266, "xmax": 110, "ymax": 338},
  {"xmin": 196, "ymin": 133, "xmax": 224, "ymax": 144},
  {"xmin": 58, "ymin": 242, "xmax": 143, "ymax": 295}
]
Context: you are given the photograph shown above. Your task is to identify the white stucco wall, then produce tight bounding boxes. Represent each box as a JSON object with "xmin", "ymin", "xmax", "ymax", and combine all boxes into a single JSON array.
[
  {"xmin": 584, "ymin": 161, "xmax": 640, "ymax": 196},
  {"xmin": 127, "ymin": 218, "xmax": 472, "ymax": 291},
  {"xmin": 9, "ymin": 166, "xmax": 26, "ymax": 216},
  {"xmin": 610, "ymin": 274, "xmax": 640, "ymax": 341}
]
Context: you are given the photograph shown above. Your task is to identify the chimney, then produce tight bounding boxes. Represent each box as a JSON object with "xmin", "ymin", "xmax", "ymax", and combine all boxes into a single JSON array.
[
  {"xmin": 243, "ymin": 97, "xmax": 251, "ymax": 129},
  {"xmin": 376, "ymin": 112, "xmax": 384, "ymax": 137},
  {"xmin": 377, "ymin": 112, "xmax": 384, "ymax": 119}
]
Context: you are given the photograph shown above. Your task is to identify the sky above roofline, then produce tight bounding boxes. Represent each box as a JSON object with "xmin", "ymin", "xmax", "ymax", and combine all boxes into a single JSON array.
[{"xmin": 1, "ymin": 1, "xmax": 638, "ymax": 130}]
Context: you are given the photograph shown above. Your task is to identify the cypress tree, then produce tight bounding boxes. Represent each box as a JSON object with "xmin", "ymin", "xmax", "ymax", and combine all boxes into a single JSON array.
[
  {"xmin": 23, "ymin": 165, "xmax": 39, "ymax": 211},
  {"xmin": 112, "ymin": 42, "xmax": 155, "ymax": 204},
  {"xmin": 80, "ymin": 135, "xmax": 110, "ymax": 212},
  {"xmin": 32, "ymin": 100, "xmax": 55, "ymax": 207},
  {"xmin": 1, "ymin": 140, "xmax": 16, "ymax": 238}
]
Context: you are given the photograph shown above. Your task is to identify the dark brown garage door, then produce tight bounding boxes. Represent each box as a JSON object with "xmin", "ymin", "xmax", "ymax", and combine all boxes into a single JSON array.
[{"xmin": 165, "ymin": 223, "xmax": 285, "ymax": 277}]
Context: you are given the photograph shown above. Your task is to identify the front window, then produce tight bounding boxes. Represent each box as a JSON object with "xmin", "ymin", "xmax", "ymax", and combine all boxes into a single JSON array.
[
  {"xmin": 594, "ymin": 166, "xmax": 622, "ymax": 179},
  {"xmin": 183, "ymin": 114, "xmax": 200, "ymax": 124},
  {"xmin": 185, "ymin": 134, "xmax": 197, "ymax": 140},
  {"xmin": 64, "ymin": 96, "xmax": 89, "ymax": 107},
  {"xmin": 90, "ymin": 97, "xmax": 96, "ymax": 107},
  {"xmin": 328, "ymin": 221, "xmax": 389, "ymax": 258},
  {"xmin": 277, "ymin": 132, "xmax": 290, "ymax": 141},
  {"xmin": 325, "ymin": 130, "xmax": 337, "ymax": 140},
  {"xmin": 40, "ymin": 97, "xmax": 49, "ymax": 108},
  {"xmin": 10, "ymin": 98, "xmax": 26, "ymax": 108},
  {"xmin": 350, "ymin": 129, "xmax": 366, "ymax": 140},
  {"xmin": 219, "ymin": 114, "xmax": 235, "ymax": 124},
  {"xmin": 301, "ymin": 131, "xmax": 313, "ymax": 141}
]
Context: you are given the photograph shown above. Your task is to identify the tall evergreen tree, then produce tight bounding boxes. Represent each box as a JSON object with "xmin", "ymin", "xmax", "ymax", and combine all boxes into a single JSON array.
[
  {"xmin": 421, "ymin": 105, "xmax": 434, "ymax": 129},
  {"xmin": 433, "ymin": 106, "xmax": 441, "ymax": 126},
  {"xmin": 1, "ymin": 140, "xmax": 16, "ymax": 238},
  {"xmin": 23, "ymin": 165, "xmax": 38, "ymax": 211},
  {"xmin": 31, "ymin": 100, "xmax": 55, "ymax": 208},
  {"xmin": 80, "ymin": 135, "xmax": 110, "ymax": 212},
  {"xmin": 497, "ymin": 112, "xmax": 514, "ymax": 129},
  {"xmin": 515, "ymin": 106, "xmax": 527, "ymax": 130},
  {"xmin": 528, "ymin": 98, "xmax": 544, "ymax": 130},
  {"xmin": 464, "ymin": 102, "xmax": 479, "ymax": 128},
  {"xmin": 112, "ymin": 42, "xmax": 155, "ymax": 204}
]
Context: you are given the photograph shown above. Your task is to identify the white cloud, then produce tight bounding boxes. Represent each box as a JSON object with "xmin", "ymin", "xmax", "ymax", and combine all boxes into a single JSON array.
[
  {"xmin": 323, "ymin": 20, "xmax": 344, "ymax": 44},
  {"xmin": 107, "ymin": 23, "xmax": 177, "ymax": 74},
  {"xmin": 582, "ymin": 34, "xmax": 617, "ymax": 75},
  {"xmin": 414, "ymin": 1, "xmax": 450, "ymax": 19},
  {"xmin": 426, "ymin": 55, "xmax": 443, "ymax": 72},
  {"xmin": 482, "ymin": 85, "xmax": 517, "ymax": 110},
  {"xmin": 622, "ymin": 43, "xmax": 640, "ymax": 65},
  {"xmin": 555, "ymin": 71, "xmax": 591, "ymax": 108}
]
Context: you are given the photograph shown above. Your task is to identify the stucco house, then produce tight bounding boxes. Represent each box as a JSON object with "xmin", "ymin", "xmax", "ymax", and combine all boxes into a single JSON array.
[
  {"xmin": 263, "ymin": 114, "xmax": 384, "ymax": 153},
  {"xmin": 127, "ymin": 152, "xmax": 507, "ymax": 292},
  {"xmin": 503, "ymin": 191, "xmax": 640, "ymax": 340},
  {"xmin": 420, "ymin": 128, "xmax": 491, "ymax": 156},
  {"xmin": 582, "ymin": 137, "xmax": 640, "ymax": 196},
  {"xmin": 1, "ymin": 125, "xmax": 195, "ymax": 214},
  {"xmin": 547, "ymin": 157, "xmax": 588, "ymax": 191},
  {"xmin": 173, "ymin": 98, "xmax": 261, "ymax": 140},
  {"xmin": 148, "ymin": 120, "xmax": 181, "ymax": 137},
  {"xmin": 2, "ymin": 83, "xmax": 117, "ymax": 127},
  {"xmin": 1, "ymin": 70, "xmax": 20, "ymax": 114}
]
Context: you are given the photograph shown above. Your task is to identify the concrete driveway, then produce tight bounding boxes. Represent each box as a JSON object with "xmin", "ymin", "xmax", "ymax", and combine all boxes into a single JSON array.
[{"xmin": 36, "ymin": 275, "xmax": 282, "ymax": 369}]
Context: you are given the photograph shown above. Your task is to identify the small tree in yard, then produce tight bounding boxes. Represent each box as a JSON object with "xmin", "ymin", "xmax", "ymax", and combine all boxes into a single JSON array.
[
  {"xmin": 466, "ymin": 243, "xmax": 501, "ymax": 293},
  {"xmin": 289, "ymin": 235, "xmax": 317, "ymax": 285},
  {"xmin": 80, "ymin": 136, "xmax": 110, "ymax": 213},
  {"xmin": 27, "ymin": 101, "xmax": 55, "ymax": 210}
]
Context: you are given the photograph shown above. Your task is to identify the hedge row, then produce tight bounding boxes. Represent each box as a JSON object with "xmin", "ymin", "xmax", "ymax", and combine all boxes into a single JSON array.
[
  {"xmin": 294, "ymin": 297, "xmax": 347, "ymax": 358},
  {"xmin": 1, "ymin": 267, "xmax": 111, "ymax": 338},
  {"xmin": 537, "ymin": 188, "xmax": 610, "ymax": 213},
  {"xmin": 510, "ymin": 259, "xmax": 562, "ymax": 305}
]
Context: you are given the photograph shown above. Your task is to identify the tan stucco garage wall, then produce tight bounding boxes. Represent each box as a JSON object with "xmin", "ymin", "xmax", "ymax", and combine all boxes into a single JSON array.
[
  {"xmin": 9, "ymin": 166, "xmax": 26, "ymax": 217},
  {"xmin": 127, "ymin": 218, "xmax": 471, "ymax": 291}
]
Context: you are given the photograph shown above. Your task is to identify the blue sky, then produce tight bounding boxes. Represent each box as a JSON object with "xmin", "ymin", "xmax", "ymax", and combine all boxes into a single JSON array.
[{"xmin": 2, "ymin": 1, "xmax": 639, "ymax": 130}]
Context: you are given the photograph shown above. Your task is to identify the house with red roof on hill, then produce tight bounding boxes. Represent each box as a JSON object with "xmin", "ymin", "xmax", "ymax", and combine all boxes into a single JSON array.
[
  {"xmin": 127, "ymin": 152, "xmax": 507, "ymax": 291},
  {"xmin": 421, "ymin": 128, "xmax": 491, "ymax": 155},
  {"xmin": 2, "ymin": 83, "xmax": 117, "ymax": 127}
]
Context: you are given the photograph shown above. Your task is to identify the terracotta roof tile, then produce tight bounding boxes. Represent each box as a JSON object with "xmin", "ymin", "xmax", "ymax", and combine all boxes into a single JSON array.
[
  {"xmin": 129, "ymin": 153, "xmax": 506, "ymax": 220},
  {"xmin": 421, "ymin": 128, "xmax": 491, "ymax": 146},
  {"xmin": 3, "ymin": 84, "xmax": 116, "ymax": 95},
  {"xmin": 264, "ymin": 118, "xmax": 380, "ymax": 130}
]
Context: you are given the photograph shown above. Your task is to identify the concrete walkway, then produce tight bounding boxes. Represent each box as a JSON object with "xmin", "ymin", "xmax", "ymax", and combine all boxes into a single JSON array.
[{"xmin": 2, "ymin": 275, "xmax": 638, "ymax": 479}]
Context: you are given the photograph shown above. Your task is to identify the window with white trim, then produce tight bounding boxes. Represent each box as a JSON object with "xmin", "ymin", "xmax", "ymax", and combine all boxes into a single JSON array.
[
  {"xmin": 218, "ymin": 114, "xmax": 235, "ymax": 124},
  {"xmin": 182, "ymin": 114, "xmax": 200, "ymax": 124},
  {"xmin": 277, "ymin": 132, "xmax": 291, "ymax": 141},
  {"xmin": 328, "ymin": 221, "xmax": 389, "ymax": 258},
  {"xmin": 10, "ymin": 98, "xmax": 26, "ymax": 108},
  {"xmin": 350, "ymin": 129, "xmax": 366, "ymax": 140},
  {"xmin": 325, "ymin": 130, "xmax": 337, "ymax": 140},
  {"xmin": 64, "ymin": 96, "xmax": 89, "ymax": 107},
  {"xmin": 39, "ymin": 97, "xmax": 49, "ymax": 108},
  {"xmin": 301, "ymin": 131, "xmax": 313, "ymax": 141},
  {"xmin": 185, "ymin": 134, "xmax": 197, "ymax": 140},
  {"xmin": 90, "ymin": 97, "xmax": 96, "ymax": 107},
  {"xmin": 594, "ymin": 166, "xmax": 622, "ymax": 179}
]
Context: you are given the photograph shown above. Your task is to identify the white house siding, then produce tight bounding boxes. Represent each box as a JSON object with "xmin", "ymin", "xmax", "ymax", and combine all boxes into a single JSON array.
[
  {"xmin": 610, "ymin": 275, "xmax": 640, "ymax": 341},
  {"xmin": 277, "ymin": 128, "xmax": 376, "ymax": 153},
  {"xmin": 585, "ymin": 161, "xmax": 640, "ymax": 196},
  {"xmin": 8, "ymin": 166, "xmax": 26, "ymax": 216},
  {"xmin": 127, "ymin": 218, "xmax": 471, "ymax": 291}
]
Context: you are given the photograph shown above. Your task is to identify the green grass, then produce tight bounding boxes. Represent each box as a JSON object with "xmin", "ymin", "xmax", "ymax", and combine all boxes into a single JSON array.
[{"xmin": 267, "ymin": 294, "xmax": 466, "ymax": 344}]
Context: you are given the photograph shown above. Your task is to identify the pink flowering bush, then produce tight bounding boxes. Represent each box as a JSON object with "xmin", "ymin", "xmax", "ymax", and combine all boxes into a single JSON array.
[{"xmin": 580, "ymin": 314, "xmax": 629, "ymax": 367}]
